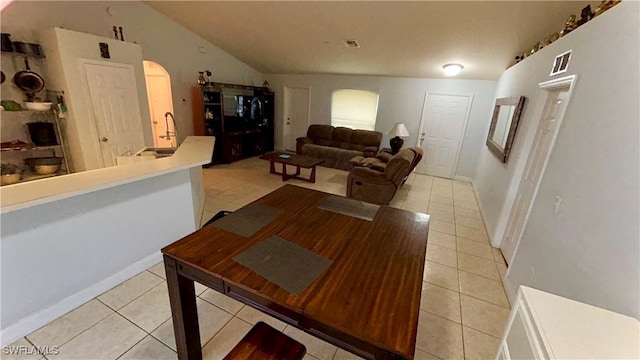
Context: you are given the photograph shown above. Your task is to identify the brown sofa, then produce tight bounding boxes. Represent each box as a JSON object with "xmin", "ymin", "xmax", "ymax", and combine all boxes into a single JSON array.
[
  {"xmin": 296, "ymin": 125, "xmax": 382, "ymax": 171},
  {"xmin": 347, "ymin": 147, "xmax": 423, "ymax": 205}
]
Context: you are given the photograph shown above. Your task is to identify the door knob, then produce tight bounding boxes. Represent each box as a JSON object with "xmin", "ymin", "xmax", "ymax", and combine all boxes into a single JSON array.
[{"xmin": 100, "ymin": 137, "xmax": 109, "ymax": 142}]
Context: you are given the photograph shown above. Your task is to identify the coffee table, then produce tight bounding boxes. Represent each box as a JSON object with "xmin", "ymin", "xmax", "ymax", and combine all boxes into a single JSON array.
[
  {"xmin": 259, "ymin": 151, "xmax": 324, "ymax": 183},
  {"xmin": 162, "ymin": 185, "xmax": 429, "ymax": 359}
]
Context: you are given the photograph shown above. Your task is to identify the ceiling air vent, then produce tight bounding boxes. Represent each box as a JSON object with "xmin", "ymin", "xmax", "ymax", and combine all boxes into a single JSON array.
[{"xmin": 343, "ymin": 39, "xmax": 360, "ymax": 48}]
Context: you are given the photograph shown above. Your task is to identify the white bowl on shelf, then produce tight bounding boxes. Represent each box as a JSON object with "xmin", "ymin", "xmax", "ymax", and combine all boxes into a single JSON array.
[
  {"xmin": 24, "ymin": 102, "xmax": 53, "ymax": 111},
  {"xmin": 1, "ymin": 173, "xmax": 22, "ymax": 185},
  {"xmin": 33, "ymin": 164, "xmax": 60, "ymax": 175}
]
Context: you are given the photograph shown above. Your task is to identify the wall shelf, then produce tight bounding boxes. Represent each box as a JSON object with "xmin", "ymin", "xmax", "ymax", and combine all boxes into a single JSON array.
[
  {"xmin": 1, "ymin": 144, "xmax": 61, "ymax": 152},
  {"xmin": 1, "ymin": 51, "xmax": 45, "ymax": 59},
  {"xmin": 0, "ymin": 108, "xmax": 71, "ymax": 179}
]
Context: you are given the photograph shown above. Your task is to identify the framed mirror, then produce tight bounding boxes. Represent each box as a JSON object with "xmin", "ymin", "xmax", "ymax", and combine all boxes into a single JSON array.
[{"xmin": 486, "ymin": 96, "xmax": 526, "ymax": 163}]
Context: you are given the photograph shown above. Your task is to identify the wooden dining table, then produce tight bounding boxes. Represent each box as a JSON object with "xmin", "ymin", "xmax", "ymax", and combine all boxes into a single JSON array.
[{"xmin": 162, "ymin": 185, "xmax": 429, "ymax": 359}]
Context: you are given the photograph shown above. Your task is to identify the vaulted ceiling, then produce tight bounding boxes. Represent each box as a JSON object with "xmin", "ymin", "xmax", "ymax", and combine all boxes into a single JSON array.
[{"xmin": 145, "ymin": 1, "xmax": 597, "ymax": 80}]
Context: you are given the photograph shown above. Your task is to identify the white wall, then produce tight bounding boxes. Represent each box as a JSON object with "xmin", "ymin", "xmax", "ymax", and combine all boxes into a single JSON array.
[
  {"xmin": 473, "ymin": 2, "xmax": 639, "ymax": 318},
  {"xmin": 39, "ymin": 27, "xmax": 151, "ymax": 172},
  {"xmin": 265, "ymin": 74, "xmax": 496, "ymax": 179},
  {"xmin": 0, "ymin": 169, "xmax": 197, "ymax": 346},
  {"xmin": 0, "ymin": 1, "xmax": 263, "ymax": 145}
]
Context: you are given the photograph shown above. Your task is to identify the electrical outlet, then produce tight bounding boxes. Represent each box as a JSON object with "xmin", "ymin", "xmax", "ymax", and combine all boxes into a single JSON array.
[{"xmin": 553, "ymin": 195, "xmax": 562, "ymax": 214}]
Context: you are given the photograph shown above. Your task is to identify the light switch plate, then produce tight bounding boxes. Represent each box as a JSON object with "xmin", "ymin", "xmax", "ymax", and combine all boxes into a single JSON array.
[{"xmin": 553, "ymin": 195, "xmax": 562, "ymax": 214}]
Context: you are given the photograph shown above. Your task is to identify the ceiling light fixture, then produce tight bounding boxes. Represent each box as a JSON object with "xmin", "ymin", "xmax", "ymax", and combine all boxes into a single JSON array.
[{"xmin": 443, "ymin": 63, "xmax": 464, "ymax": 76}]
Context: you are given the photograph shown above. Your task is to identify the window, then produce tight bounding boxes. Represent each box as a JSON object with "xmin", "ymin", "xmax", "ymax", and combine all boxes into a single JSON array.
[{"xmin": 330, "ymin": 89, "xmax": 379, "ymax": 131}]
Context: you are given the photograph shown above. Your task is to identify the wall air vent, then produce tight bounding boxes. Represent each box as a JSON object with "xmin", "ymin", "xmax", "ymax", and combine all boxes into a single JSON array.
[{"xmin": 344, "ymin": 39, "xmax": 360, "ymax": 48}]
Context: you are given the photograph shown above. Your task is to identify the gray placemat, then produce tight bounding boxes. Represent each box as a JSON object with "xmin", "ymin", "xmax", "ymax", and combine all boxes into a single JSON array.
[
  {"xmin": 213, "ymin": 202, "xmax": 283, "ymax": 237},
  {"xmin": 233, "ymin": 236, "xmax": 333, "ymax": 294},
  {"xmin": 318, "ymin": 195, "xmax": 380, "ymax": 221}
]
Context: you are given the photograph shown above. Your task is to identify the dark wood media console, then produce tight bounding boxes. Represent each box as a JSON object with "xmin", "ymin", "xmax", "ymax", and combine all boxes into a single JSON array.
[{"xmin": 192, "ymin": 83, "xmax": 274, "ymax": 164}]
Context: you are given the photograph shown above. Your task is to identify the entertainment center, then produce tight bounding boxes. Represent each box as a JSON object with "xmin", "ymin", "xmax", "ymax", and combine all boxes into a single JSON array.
[{"xmin": 192, "ymin": 83, "xmax": 274, "ymax": 164}]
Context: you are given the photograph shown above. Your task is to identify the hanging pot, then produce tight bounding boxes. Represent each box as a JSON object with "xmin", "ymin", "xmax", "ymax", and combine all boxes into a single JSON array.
[
  {"xmin": 27, "ymin": 122, "xmax": 58, "ymax": 146},
  {"xmin": 13, "ymin": 57, "xmax": 44, "ymax": 100}
]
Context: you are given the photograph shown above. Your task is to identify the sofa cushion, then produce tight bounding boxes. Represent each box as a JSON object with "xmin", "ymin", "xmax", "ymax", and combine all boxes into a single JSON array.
[
  {"xmin": 298, "ymin": 125, "xmax": 383, "ymax": 171},
  {"xmin": 370, "ymin": 161, "xmax": 387, "ymax": 172},
  {"xmin": 384, "ymin": 149, "xmax": 414, "ymax": 184},
  {"xmin": 376, "ymin": 152, "xmax": 393, "ymax": 162},
  {"xmin": 350, "ymin": 130, "xmax": 383, "ymax": 152},
  {"xmin": 350, "ymin": 155, "xmax": 366, "ymax": 166},
  {"xmin": 331, "ymin": 127, "xmax": 353, "ymax": 149},
  {"xmin": 301, "ymin": 144, "xmax": 361, "ymax": 171},
  {"xmin": 307, "ymin": 125, "xmax": 334, "ymax": 147}
]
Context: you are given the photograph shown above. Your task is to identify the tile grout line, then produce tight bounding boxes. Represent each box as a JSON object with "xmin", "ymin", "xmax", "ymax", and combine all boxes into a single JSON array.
[
  {"xmin": 97, "ymin": 270, "xmax": 166, "ymax": 312},
  {"xmin": 22, "ymin": 335, "xmax": 50, "ymax": 360},
  {"xmin": 26, "ymin": 299, "xmax": 116, "ymax": 355},
  {"xmin": 419, "ymin": 305, "xmax": 502, "ymax": 341},
  {"xmin": 425, "ymin": 251, "xmax": 504, "ymax": 282},
  {"xmin": 113, "ymin": 332, "xmax": 152, "ymax": 360},
  {"xmin": 197, "ymin": 313, "xmax": 237, "ymax": 352},
  {"xmin": 26, "ymin": 272, "xmax": 162, "ymax": 354},
  {"xmin": 423, "ymin": 270, "xmax": 510, "ymax": 310},
  {"xmin": 450, "ymin": 185, "xmax": 467, "ymax": 360}
]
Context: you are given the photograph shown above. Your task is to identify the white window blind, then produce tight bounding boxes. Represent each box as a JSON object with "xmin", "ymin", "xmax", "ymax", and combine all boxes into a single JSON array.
[{"xmin": 330, "ymin": 89, "xmax": 379, "ymax": 131}]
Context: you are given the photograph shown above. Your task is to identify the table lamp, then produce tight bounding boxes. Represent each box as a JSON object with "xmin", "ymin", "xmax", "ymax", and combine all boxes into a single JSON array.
[{"xmin": 387, "ymin": 123, "xmax": 410, "ymax": 154}]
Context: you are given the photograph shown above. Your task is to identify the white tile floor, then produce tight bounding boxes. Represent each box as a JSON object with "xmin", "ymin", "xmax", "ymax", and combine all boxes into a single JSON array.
[{"xmin": 5, "ymin": 157, "xmax": 510, "ymax": 360}]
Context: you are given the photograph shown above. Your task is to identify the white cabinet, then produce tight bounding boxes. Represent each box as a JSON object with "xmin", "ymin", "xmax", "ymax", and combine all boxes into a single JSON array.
[{"xmin": 496, "ymin": 286, "xmax": 639, "ymax": 360}]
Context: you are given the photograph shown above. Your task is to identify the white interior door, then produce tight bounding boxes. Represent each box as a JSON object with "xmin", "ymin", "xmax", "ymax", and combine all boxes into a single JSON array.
[
  {"xmin": 84, "ymin": 61, "xmax": 146, "ymax": 167},
  {"xmin": 283, "ymin": 87, "xmax": 310, "ymax": 151},
  {"xmin": 143, "ymin": 61, "xmax": 174, "ymax": 148},
  {"xmin": 415, "ymin": 94, "xmax": 471, "ymax": 178},
  {"xmin": 501, "ymin": 86, "xmax": 571, "ymax": 263}
]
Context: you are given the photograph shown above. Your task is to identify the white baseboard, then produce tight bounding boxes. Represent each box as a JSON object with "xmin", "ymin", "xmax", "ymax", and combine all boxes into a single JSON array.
[
  {"xmin": 0, "ymin": 252, "xmax": 162, "ymax": 347},
  {"xmin": 471, "ymin": 180, "xmax": 500, "ymax": 247},
  {"xmin": 452, "ymin": 175, "xmax": 472, "ymax": 183}
]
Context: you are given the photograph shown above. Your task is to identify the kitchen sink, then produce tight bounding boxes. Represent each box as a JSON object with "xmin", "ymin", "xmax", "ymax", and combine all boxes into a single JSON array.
[{"xmin": 135, "ymin": 147, "xmax": 176, "ymax": 158}]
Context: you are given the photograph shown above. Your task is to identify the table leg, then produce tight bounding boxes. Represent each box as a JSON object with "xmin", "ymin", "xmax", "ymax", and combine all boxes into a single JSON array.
[
  {"xmin": 281, "ymin": 163, "xmax": 287, "ymax": 181},
  {"xmin": 310, "ymin": 165, "xmax": 317, "ymax": 183},
  {"xmin": 269, "ymin": 160, "xmax": 276, "ymax": 175},
  {"xmin": 164, "ymin": 255, "xmax": 202, "ymax": 360}
]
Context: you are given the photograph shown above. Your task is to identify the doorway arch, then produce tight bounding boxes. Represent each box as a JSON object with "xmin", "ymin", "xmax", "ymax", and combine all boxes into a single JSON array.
[{"xmin": 143, "ymin": 60, "xmax": 175, "ymax": 148}]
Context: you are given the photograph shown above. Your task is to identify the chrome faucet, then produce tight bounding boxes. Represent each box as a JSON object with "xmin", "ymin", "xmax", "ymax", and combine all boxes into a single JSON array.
[{"xmin": 160, "ymin": 112, "xmax": 179, "ymax": 148}]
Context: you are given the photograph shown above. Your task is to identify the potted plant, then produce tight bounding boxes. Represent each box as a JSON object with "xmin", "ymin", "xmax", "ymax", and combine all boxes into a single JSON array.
[{"xmin": 1, "ymin": 163, "xmax": 22, "ymax": 185}]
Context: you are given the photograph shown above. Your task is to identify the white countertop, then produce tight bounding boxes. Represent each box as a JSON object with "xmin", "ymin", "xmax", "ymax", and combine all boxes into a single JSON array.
[
  {"xmin": 0, "ymin": 136, "xmax": 214, "ymax": 214},
  {"xmin": 522, "ymin": 286, "xmax": 640, "ymax": 359}
]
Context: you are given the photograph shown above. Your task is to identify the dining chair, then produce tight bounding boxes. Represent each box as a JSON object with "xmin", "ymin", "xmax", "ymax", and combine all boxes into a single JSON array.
[{"xmin": 223, "ymin": 321, "xmax": 306, "ymax": 360}]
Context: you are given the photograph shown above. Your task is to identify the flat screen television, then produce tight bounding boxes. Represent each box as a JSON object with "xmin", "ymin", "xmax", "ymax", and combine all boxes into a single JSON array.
[{"xmin": 222, "ymin": 88, "xmax": 253, "ymax": 118}]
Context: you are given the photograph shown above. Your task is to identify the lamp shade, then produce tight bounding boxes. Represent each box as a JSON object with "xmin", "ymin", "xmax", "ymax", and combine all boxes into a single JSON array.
[{"xmin": 388, "ymin": 123, "xmax": 410, "ymax": 137}]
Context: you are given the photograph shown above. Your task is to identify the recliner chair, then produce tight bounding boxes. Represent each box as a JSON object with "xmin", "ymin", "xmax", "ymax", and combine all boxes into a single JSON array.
[{"xmin": 346, "ymin": 147, "xmax": 423, "ymax": 205}]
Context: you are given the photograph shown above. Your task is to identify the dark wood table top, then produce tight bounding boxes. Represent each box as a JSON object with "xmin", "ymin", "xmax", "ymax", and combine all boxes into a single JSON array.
[
  {"xmin": 162, "ymin": 185, "xmax": 429, "ymax": 359},
  {"xmin": 259, "ymin": 151, "xmax": 324, "ymax": 168}
]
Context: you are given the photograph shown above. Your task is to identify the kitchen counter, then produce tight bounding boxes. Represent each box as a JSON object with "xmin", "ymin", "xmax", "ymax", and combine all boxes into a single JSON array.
[
  {"xmin": 1, "ymin": 136, "xmax": 214, "ymax": 346},
  {"xmin": 496, "ymin": 286, "xmax": 639, "ymax": 359},
  {"xmin": 0, "ymin": 136, "xmax": 214, "ymax": 214}
]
